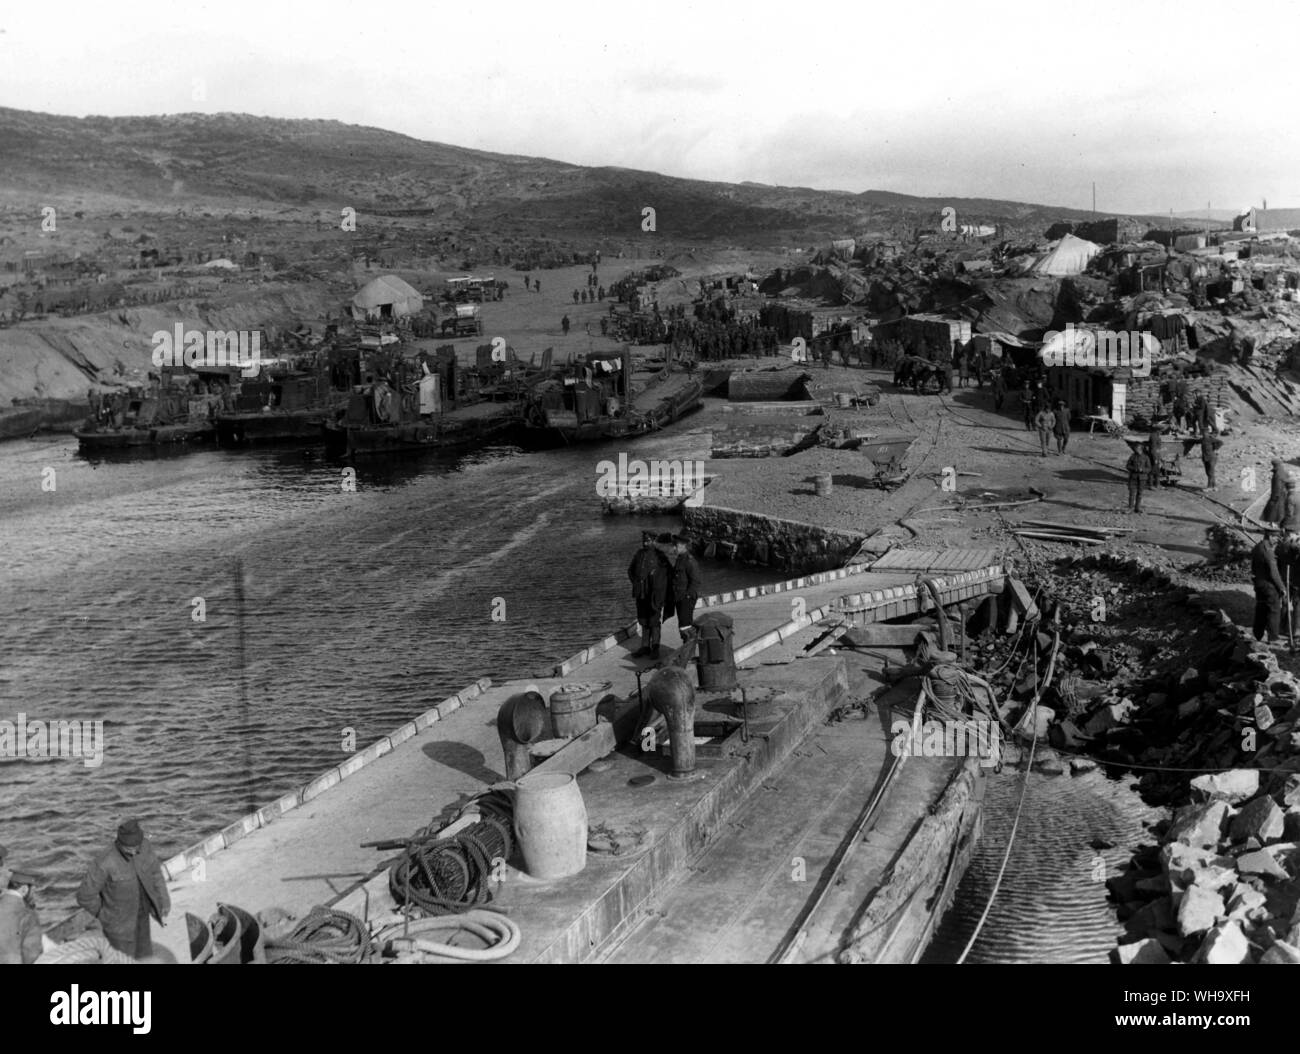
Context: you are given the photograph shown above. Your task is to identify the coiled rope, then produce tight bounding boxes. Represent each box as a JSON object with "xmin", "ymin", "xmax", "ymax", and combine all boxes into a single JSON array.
[
  {"xmin": 264, "ymin": 906, "xmax": 374, "ymax": 964},
  {"xmin": 387, "ymin": 790, "xmax": 514, "ymax": 915}
]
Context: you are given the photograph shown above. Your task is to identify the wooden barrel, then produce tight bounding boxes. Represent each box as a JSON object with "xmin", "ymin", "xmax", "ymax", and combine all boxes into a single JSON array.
[
  {"xmin": 513, "ymin": 772, "xmax": 587, "ymax": 879},
  {"xmin": 836, "ymin": 392, "xmax": 852, "ymax": 408},
  {"xmin": 814, "ymin": 473, "xmax": 833, "ymax": 496},
  {"xmin": 549, "ymin": 686, "xmax": 597, "ymax": 738}
]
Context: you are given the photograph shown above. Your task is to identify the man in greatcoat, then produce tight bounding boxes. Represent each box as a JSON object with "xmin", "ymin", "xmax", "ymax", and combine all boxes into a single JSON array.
[
  {"xmin": 76, "ymin": 818, "xmax": 170, "ymax": 960},
  {"xmin": 664, "ymin": 534, "xmax": 703, "ymax": 636},
  {"xmin": 628, "ymin": 532, "xmax": 671, "ymax": 660}
]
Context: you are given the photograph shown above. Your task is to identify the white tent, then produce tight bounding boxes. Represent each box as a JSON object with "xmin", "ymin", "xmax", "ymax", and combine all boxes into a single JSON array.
[
  {"xmin": 1028, "ymin": 234, "xmax": 1100, "ymax": 277},
  {"xmin": 351, "ymin": 274, "xmax": 424, "ymax": 320}
]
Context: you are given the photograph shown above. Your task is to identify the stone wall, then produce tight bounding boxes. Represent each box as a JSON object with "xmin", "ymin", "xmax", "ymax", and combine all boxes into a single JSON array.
[{"xmin": 683, "ymin": 504, "xmax": 866, "ymax": 573}]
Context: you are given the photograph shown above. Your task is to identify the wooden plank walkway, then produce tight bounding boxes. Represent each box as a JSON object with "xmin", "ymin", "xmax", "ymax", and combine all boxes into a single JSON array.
[{"xmin": 868, "ymin": 547, "xmax": 1001, "ymax": 572}]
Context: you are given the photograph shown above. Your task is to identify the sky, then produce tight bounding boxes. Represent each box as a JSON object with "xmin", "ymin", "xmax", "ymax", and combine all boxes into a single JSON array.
[{"xmin": 2, "ymin": 0, "xmax": 1297, "ymax": 216}]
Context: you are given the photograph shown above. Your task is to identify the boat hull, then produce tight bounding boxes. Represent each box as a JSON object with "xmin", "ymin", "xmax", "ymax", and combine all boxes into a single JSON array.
[
  {"xmin": 324, "ymin": 412, "xmax": 517, "ymax": 457},
  {"xmin": 215, "ymin": 410, "xmax": 332, "ymax": 446},
  {"xmin": 75, "ymin": 422, "xmax": 216, "ymax": 450},
  {"xmin": 520, "ymin": 377, "xmax": 703, "ymax": 448}
]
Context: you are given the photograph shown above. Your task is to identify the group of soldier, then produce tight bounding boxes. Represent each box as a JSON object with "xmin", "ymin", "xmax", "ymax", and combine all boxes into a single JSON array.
[
  {"xmin": 627, "ymin": 532, "xmax": 702, "ymax": 660},
  {"xmin": 572, "ymin": 273, "xmax": 606, "ymax": 304},
  {"xmin": 0, "ymin": 818, "xmax": 170, "ymax": 964}
]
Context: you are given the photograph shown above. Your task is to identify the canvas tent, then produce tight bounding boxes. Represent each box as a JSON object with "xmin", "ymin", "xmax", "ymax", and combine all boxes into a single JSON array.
[
  {"xmin": 351, "ymin": 274, "xmax": 424, "ymax": 320},
  {"xmin": 1027, "ymin": 234, "xmax": 1100, "ymax": 277}
]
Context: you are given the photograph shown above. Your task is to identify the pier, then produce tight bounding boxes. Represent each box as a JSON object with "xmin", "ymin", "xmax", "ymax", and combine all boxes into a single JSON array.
[{"xmin": 147, "ymin": 553, "xmax": 1003, "ymax": 964}]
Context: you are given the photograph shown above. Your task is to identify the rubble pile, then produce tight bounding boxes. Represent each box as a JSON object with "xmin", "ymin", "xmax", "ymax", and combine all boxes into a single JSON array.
[{"xmin": 981, "ymin": 551, "xmax": 1300, "ymax": 964}]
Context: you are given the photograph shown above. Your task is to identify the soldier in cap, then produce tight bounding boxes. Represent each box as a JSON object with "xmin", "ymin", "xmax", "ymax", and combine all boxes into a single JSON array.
[
  {"xmin": 0, "ymin": 862, "xmax": 43, "ymax": 964},
  {"xmin": 75, "ymin": 818, "xmax": 171, "ymax": 960},
  {"xmin": 627, "ymin": 532, "xmax": 671, "ymax": 660},
  {"xmin": 1251, "ymin": 529, "xmax": 1291, "ymax": 646},
  {"xmin": 665, "ymin": 535, "xmax": 703, "ymax": 636}
]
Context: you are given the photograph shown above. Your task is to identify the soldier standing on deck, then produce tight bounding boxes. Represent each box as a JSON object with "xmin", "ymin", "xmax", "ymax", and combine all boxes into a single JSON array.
[
  {"xmin": 665, "ymin": 534, "xmax": 703, "ymax": 636},
  {"xmin": 75, "ymin": 819, "xmax": 170, "ymax": 960},
  {"xmin": 628, "ymin": 532, "xmax": 671, "ymax": 660}
]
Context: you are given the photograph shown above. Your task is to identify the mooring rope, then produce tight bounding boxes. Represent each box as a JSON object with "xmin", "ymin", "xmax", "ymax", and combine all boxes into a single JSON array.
[
  {"xmin": 264, "ymin": 906, "xmax": 375, "ymax": 964},
  {"xmin": 956, "ymin": 629, "xmax": 1059, "ymax": 964}
]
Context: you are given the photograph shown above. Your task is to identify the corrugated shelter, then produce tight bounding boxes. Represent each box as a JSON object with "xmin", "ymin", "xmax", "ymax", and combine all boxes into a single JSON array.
[{"xmin": 351, "ymin": 275, "xmax": 424, "ymax": 321}]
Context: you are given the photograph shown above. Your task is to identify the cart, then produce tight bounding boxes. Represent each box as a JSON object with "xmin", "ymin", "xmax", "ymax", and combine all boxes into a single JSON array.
[{"xmin": 859, "ymin": 435, "xmax": 915, "ymax": 489}]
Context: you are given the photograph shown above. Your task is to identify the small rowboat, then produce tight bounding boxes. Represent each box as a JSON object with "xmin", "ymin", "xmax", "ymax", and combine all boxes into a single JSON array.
[{"xmin": 187, "ymin": 913, "xmax": 214, "ymax": 964}]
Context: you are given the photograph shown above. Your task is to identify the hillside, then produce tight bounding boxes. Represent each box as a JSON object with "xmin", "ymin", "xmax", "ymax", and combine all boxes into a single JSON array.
[{"xmin": 0, "ymin": 108, "xmax": 1183, "ymax": 242}]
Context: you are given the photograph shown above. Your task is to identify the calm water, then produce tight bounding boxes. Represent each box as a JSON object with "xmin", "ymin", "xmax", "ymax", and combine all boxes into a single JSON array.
[{"xmin": 0, "ymin": 429, "xmax": 773, "ymax": 916}]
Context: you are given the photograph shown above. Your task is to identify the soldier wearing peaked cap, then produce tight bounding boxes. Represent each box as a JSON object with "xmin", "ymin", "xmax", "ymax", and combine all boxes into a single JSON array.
[{"xmin": 628, "ymin": 531, "xmax": 671, "ymax": 660}]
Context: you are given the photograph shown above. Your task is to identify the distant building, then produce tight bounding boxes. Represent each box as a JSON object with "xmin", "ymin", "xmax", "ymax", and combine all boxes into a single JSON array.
[{"xmin": 1232, "ymin": 207, "xmax": 1300, "ymax": 234}]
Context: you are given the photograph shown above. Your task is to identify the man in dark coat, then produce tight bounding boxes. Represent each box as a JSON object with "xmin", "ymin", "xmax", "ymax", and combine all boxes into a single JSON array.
[
  {"xmin": 75, "ymin": 818, "xmax": 170, "ymax": 960},
  {"xmin": 991, "ymin": 368, "xmax": 1006, "ymax": 411},
  {"xmin": 1264, "ymin": 459, "xmax": 1290, "ymax": 524},
  {"xmin": 665, "ymin": 535, "xmax": 703, "ymax": 635},
  {"xmin": 1251, "ymin": 531, "xmax": 1290, "ymax": 645},
  {"xmin": 1126, "ymin": 446, "xmax": 1151, "ymax": 513},
  {"xmin": 1052, "ymin": 401, "xmax": 1071, "ymax": 454},
  {"xmin": 1202, "ymin": 431, "xmax": 1220, "ymax": 491},
  {"xmin": 628, "ymin": 532, "xmax": 671, "ymax": 659}
]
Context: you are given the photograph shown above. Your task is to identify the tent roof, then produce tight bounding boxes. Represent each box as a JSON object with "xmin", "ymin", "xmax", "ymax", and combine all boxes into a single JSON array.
[
  {"xmin": 1029, "ymin": 234, "xmax": 1100, "ymax": 276},
  {"xmin": 352, "ymin": 274, "xmax": 423, "ymax": 310}
]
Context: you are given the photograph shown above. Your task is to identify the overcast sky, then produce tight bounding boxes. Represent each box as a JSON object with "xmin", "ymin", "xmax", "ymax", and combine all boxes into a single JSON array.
[{"xmin": 2, "ymin": 0, "xmax": 1297, "ymax": 216}]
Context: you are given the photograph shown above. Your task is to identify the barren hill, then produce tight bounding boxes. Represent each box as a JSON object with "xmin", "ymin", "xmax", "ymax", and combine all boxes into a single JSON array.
[{"xmin": 0, "ymin": 108, "xmax": 1178, "ymax": 243}]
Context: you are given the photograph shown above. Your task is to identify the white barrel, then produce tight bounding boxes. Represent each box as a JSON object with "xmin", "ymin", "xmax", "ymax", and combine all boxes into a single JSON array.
[{"xmin": 513, "ymin": 772, "xmax": 587, "ymax": 879}]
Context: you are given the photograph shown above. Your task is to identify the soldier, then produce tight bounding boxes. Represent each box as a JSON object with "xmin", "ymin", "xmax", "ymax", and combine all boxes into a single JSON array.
[
  {"xmin": 628, "ymin": 532, "xmax": 671, "ymax": 660},
  {"xmin": 666, "ymin": 535, "xmax": 703, "ymax": 635},
  {"xmin": 1263, "ymin": 459, "xmax": 1291, "ymax": 525},
  {"xmin": 955, "ymin": 341, "xmax": 970, "ymax": 387},
  {"xmin": 75, "ymin": 819, "xmax": 170, "ymax": 960},
  {"xmin": 1052, "ymin": 400, "xmax": 1071, "ymax": 454},
  {"xmin": 561, "ymin": 315, "xmax": 570, "ymax": 336},
  {"xmin": 1251, "ymin": 530, "xmax": 1290, "ymax": 646},
  {"xmin": 1147, "ymin": 428, "xmax": 1163, "ymax": 488},
  {"xmin": 0, "ymin": 864, "xmax": 42, "ymax": 965},
  {"xmin": 992, "ymin": 367, "xmax": 1006, "ymax": 411},
  {"xmin": 573, "ymin": 289, "xmax": 580, "ymax": 304},
  {"xmin": 1034, "ymin": 406, "xmax": 1055, "ymax": 457},
  {"xmin": 1126, "ymin": 445, "xmax": 1152, "ymax": 513},
  {"xmin": 1021, "ymin": 382, "xmax": 1035, "ymax": 430},
  {"xmin": 1202, "ymin": 431, "xmax": 1220, "ymax": 491}
]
